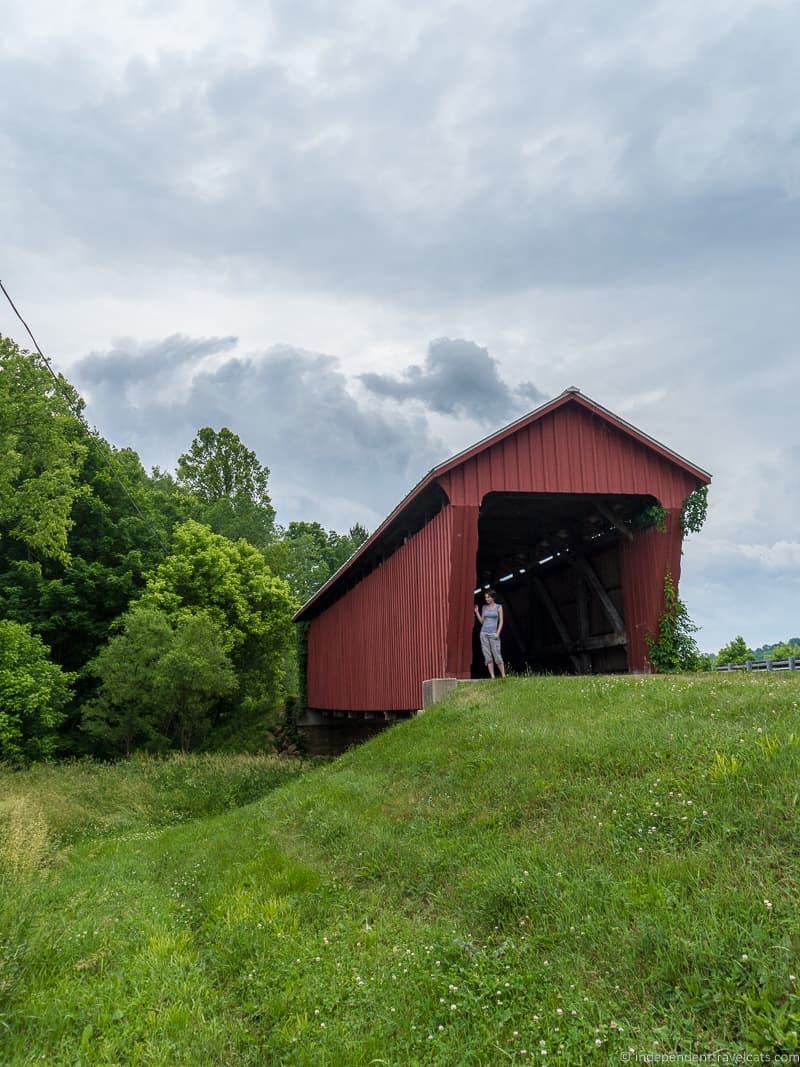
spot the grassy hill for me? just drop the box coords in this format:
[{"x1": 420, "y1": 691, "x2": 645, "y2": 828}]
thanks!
[{"x1": 2, "y1": 674, "x2": 800, "y2": 1064}]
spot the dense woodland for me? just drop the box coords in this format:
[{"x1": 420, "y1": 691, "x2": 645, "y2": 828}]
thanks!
[{"x1": 0, "y1": 336, "x2": 367, "y2": 763}]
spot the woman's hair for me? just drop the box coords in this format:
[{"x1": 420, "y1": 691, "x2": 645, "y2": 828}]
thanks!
[{"x1": 485, "y1": 588, "x2": 498, "y2": 600}]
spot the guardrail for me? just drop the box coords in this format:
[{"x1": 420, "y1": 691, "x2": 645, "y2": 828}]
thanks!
[{"x1": 714, "y1": 658, "x2": 799, "y2": 672}]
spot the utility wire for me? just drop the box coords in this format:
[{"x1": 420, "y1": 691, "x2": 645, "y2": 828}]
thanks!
[{"x1": 0, "y1": 277, "x2": 170, "y2": 553}]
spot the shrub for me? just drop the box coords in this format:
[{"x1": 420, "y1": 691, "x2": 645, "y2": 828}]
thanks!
[
  {"x1": 0, "y1": 620, "x2": 73, "y2": 763},
  {"x1": 83, "y1": 606, "x2": 237, "y2": 755}
]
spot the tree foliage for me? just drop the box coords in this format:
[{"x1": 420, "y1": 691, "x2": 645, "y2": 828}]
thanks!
[
  {"x1": 0, "y1": 620, "x2": 73, "y2": 764},
  {"x1": 157, "y1": 614, "x2": 238, "y2": 752},
  {"x1": 0, "y1": 432, "x2": 195, "y2": 752},
  {"x1": 82, "y1": 607, "x2": 174, "y2": 756},
  {"x1": 177, "y1": 427, "x2": 276, "y2": 548},
  {"x1": 716, "y1": 635, "x2": 754, "y2": 666},
  {"x1": 768, "y1": 642, "x2": 800, "y2": 661},
  {"x1": 0, "y1": 337, "x2": 86, "y2": 561},
  {"x1": 0, "y1": 337, "x2": 365, "y2": 761},
  {"x1": 645, "y1": 571, "x2": 701, "y2": 672},
  {"x1": 141, "y1": 520, "x2": 296, "y2": 708},
  {"x1": 84, "y1": 607, "x2": 236, "y2": 755},
  {"x1": 265, "y1": 521, "x2": 369, "y2": 603},
  {"x1": 680, "y1": 486, "x2": 709, "y2": 536},
  {"x1": 751, "y1": 637, "x2": 800, "y2": 662}
]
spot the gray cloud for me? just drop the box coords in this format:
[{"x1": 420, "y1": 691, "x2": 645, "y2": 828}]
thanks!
[
  {"x1": 79, "y1": 334, "x2": 238, "y2": 387},
  {"x1": 360, "y1": 338, "x2": 545, "y2": 425},
  {"x1": 4, "y1": 1, "x2": 800, "y2": 300},
  {"x1": 73, "y1": 335, "x2": 448, "y2": 529}
]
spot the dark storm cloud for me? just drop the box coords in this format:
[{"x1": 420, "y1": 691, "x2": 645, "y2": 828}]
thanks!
[
  {"x1": 73, "y1": 331, "x2": 550, "y2": 525},
  {"x1": 73, "y1": 335, "x2": 241, "y2": 472},
  {"x1": 360, "y1": 338, "x2": 546, "y2": 425}
]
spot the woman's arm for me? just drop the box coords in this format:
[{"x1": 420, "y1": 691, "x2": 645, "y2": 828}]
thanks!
[
  {"x1": 497, "y1": 605, "x2": 504, "y2": 637},
  {"x1": 474, "y1": 604, "x2": 483, "y2": 624}
]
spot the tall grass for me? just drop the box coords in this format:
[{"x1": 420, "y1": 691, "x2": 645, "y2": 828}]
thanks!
[
  {"x1": 0, "y1": 752, "x2": 311, "y2": 875},
  {"x1": 1, "y1": 674, "x2": 799, "y2": 1064}
]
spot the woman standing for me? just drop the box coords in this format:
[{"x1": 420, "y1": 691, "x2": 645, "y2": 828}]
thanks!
[{"x1": 474, "y1": 588, "x2": 506, "y2": 678}]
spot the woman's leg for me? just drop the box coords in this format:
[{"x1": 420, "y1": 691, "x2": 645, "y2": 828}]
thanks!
[
  {"x1": 493, "y1": 637, "x2": 506, "y2": 677},
  {"x1": 480, "y1": 632, "x2": 495, "y2": 677}
]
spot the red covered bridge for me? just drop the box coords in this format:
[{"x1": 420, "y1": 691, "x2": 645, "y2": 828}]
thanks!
[{"x1": 295, "y1": 388, "x2": 711, "y2": 715}]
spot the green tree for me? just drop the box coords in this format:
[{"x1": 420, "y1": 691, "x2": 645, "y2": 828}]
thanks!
[
  {"x1": 157, "y1": 615, "x2": 237, "y2": 751},
  {"x1": 266, "y1": 521, "x2": 370, "y2": 603},
  {"x1": 82, "y1": 607, "x2": 174, "y2": 756},
  {"x1": 0, "y1": 336, "x2": 86, "y2": 561},
  {"x1": 34, "y1": 439, "x2": 178, "y2": 671},
  {"x1": 0, "y1": 620, "x2": 73, "y2": 764},
  {"x1": 0, "y1": 411, "x2": 191, "y2": 679},
  {"x1": 329, "y1": 523, "x2": 370, "y2": 570},
  {"x1": 645, "y1": 571, "x2": 701, "y2": 672},
  {"x1": 84, "y1": 607, "x2": 236, "y2": 755},
  {"x1": 752, "y1": 638, "x2": 800, "y2": 661},
  {"x1": 268, "y1": 522, "x2": 332, "y2": 602},
  {"x1": 716, "y1": 635, "x2": 754, "y2": 666},
  {"x1": 770, "y1": 642, "x2": 800, "y2": 661},
  {"x1": 177, "y1": 427, "x2": 276, "y2": 548},
  {"x1": 0, "y1": 434, "x2": 194, "y2": 753},
  {"x1": 142, "y1": 520, "x2": 296, "y2": 709}
]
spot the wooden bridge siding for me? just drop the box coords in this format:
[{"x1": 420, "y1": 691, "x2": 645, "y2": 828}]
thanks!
[
  {"x1": 305, "y1": 505, "x2": 453, "y2": 712},
  {"x1": 618, "y1": 509, "x2": 684, "y2": 671},
  {"x1": 445, "y1": 505, "x2": 480, "y2": 678},
  {"x1": 436, "y1": 403, "x2": 699, "y2": 510}
]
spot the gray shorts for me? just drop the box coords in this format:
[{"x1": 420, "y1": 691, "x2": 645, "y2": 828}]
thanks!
[{"x1": 480, "y1": 631, "x2": 503, "y2": 665}]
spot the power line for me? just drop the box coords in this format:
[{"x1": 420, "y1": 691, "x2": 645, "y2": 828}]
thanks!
[{"x1": 0, "y1": 278, "x2": 170, "y2": 553}]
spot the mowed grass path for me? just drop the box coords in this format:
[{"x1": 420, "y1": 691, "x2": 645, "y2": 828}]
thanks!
[{"x1": 2, "y1": 675, "x2": 800, "y2": 1064}]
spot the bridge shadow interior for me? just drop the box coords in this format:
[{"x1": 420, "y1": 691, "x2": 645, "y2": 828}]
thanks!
[{"x1": 471, "y1": 491, "x2": 657, "y2": 677}]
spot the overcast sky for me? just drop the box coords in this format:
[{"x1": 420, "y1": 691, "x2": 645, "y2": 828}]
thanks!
[{"x1": 2, "y1": 0, "x2": 799, "y2": 651}]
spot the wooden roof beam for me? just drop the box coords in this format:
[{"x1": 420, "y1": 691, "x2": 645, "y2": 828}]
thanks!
[{"x1": 592, "y1": 497, "x2": 634, "y2": 542}]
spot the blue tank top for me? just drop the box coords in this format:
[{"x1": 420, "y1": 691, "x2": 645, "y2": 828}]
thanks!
[{"x1": 481, "y1": 604, "x2": 499, "y2": 634}]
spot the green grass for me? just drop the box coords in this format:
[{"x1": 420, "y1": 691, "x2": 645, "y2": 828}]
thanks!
[
  {"x1": 0, "y1": 752, "x2": 312, "y2": 867},
  {"x1": 2, "y1": 674, "x2": 800, "y2": 1064}
]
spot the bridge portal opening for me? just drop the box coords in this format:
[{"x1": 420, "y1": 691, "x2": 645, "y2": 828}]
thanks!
[{"x1": 471, "y1": 491, "x2": 658, "y2": 676}]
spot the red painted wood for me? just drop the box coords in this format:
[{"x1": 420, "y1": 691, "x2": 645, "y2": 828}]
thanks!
[
  {"x1": 619, "y1": 509, "x2": 684, "y2": 671},
  {"x1": 306, "y1": 506, "x2": 453, "y2": 711},
  {"x1": 437, "y1": 403, "x2": 699, "y2": 509},
  {"x1": 445, "y1": 506, "x2": 480, "y2": 678}
]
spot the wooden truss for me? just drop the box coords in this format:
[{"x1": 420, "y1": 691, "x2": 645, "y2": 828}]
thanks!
[{"x1": 530, "y1": 556, "x2": 627, "y2": 672}]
